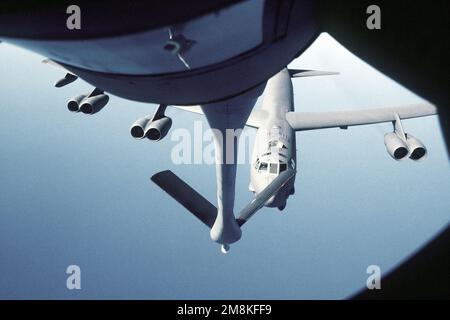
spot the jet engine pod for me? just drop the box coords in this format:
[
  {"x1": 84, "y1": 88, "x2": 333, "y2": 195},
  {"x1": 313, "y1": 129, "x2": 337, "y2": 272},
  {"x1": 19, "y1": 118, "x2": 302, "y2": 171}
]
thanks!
[
  {"x1": 130, "y1": 117, "x2": 151, "y2": 139},
  {"x1": 144, "y1": 116, "x2": 172, "y2": 141},
  {"x1": 79, "y1": 94, "x2": 109, "y2": 114},
  {"x1": 67, "y1": 94, "x2": 87, "y2": 112},
  {"x1": 384, "y1": 132, "x2": 409, "y2": 160},
  {"x1": 406, "y1": 134, "x2": 427, "y2": 161}
]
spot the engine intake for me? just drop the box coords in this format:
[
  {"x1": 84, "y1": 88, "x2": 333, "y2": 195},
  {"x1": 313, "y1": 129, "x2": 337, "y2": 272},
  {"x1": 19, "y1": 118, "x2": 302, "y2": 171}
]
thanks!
[
  {"x1": 67, "y1": 94, "x2": 87, "y2": 112},
  {"x1": 406, "y1": 134, "x2": 427, "y2": 161},
  {"x1": 130, "y1": 105, "x2": 171, "y2": 141},
  {"x1": 384, "y1": 132, "x2": 408, "y2": 160},
  {"x1": 130, "y1": 117, "x2": 151, "y2": 139},
  {"x1": 144, "y1": 116, "x2": 172, "y2": 141},
  {"x1": 80, "y1": 94, "x2": 109, "y2": 114}
]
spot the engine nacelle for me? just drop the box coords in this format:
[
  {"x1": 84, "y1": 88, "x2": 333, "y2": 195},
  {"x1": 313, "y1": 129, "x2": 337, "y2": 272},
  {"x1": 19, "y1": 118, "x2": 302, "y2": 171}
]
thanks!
[
  {"x1": 144, "y1": 116, "x2": 172, "y2": 141},
  {"x1": 67, "y1": 94, "x2": 87, "y2": 112},
  {"x1": 384, "y1": 132, "x2": 409, "y2": 160},
  {"x1": 79, "y1": 94, "x2": 109, "y2": 114},
  {"x1": 406, "y1": 134, "x2": 427, "y2": 161},
  {"x1": 130, "y1": 117, "x2": 151, "y2": 139}
]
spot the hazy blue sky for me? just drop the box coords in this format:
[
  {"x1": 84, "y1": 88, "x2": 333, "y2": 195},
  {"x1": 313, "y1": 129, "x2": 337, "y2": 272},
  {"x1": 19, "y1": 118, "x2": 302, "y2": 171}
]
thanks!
[{"x1": 0, "y1": 33, "x2": 448, "y2": 299}]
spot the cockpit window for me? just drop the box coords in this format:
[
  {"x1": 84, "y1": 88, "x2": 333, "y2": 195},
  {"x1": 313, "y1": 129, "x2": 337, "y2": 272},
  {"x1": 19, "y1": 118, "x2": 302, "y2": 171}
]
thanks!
[
  {"x1": 280, "y1": 163, "x2": 287, "y2": 172},
  {"x1": 259, "y1": 162, "x2": 268, "y2": 172},
  {"x1": 269, "y1": 163, "x2": 278, "y2": 174},
  {"x1": 254, "y1": 159, "x2": 260, "y2": 169}
]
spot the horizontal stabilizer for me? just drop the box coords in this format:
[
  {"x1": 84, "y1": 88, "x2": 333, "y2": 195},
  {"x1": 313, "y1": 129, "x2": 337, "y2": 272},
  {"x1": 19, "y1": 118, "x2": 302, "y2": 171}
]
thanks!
[
  {"x1": 237, "y1": 169, "x2": 296, "y2": 226},
  {"x1": 288, "y1": 69, "x2": 339, "y2": 78},
  {"x1": 150, "y1": 170, "x2": 217, "y2": 228}
]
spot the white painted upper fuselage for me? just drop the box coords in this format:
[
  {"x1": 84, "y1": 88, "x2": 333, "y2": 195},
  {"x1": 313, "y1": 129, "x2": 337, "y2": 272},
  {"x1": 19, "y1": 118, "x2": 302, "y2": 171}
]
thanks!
[{"x1": 250, "y1": 68, "x2": 296, "y2": 210}]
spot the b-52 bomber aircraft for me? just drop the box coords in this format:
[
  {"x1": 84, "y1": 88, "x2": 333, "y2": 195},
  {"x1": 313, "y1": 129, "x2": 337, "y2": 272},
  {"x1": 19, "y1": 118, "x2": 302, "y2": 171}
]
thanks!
[{"x1": 149, "y1": 67, "x2": 436, "y2": 253}]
